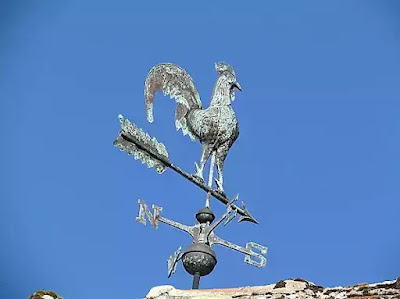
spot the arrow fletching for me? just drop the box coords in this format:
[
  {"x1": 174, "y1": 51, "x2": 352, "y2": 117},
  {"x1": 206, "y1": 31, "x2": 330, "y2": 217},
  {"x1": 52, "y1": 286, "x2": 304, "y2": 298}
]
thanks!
[{"x1": 113, "y1": 114, "x2": 169, "y2": 174}]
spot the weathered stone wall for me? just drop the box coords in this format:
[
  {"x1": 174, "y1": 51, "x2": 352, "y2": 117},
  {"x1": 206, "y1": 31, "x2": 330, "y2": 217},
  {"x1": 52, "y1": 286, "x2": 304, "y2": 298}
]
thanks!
[
  {"x1": 29, "y1": 290, "x2": 63, "y2": 299},
  {"x1": 143, "y1": 278, "x2": 400, "y2": 299}
]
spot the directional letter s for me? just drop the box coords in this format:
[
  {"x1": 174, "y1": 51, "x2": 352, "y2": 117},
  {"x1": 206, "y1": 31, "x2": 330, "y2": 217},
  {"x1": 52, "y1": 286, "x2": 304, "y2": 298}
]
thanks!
[{"x1": 244, "y1": 242, "x2": 267, "y2": 268}]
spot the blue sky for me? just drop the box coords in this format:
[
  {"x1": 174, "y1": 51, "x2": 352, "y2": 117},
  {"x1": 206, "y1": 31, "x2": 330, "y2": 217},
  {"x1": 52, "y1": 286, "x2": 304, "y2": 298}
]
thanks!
[{"x1": 1, "y1": 1, "x2": 400, "y2": 298}]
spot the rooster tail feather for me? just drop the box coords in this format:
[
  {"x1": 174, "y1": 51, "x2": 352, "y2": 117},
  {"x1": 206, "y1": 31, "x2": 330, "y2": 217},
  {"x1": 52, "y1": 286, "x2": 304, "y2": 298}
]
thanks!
[
  {"x1": 144, "y1": 63, "x2": 202, "y2": 137},
  {"x1": 145, "y1": 95, "x2": 155, "y2": 123}
]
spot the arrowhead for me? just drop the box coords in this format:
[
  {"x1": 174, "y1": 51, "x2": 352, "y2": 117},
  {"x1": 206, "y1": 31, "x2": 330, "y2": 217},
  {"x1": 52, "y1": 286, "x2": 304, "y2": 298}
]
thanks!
[{"x1": 238, "y1": 201, "x2": 259, "y2": 224}]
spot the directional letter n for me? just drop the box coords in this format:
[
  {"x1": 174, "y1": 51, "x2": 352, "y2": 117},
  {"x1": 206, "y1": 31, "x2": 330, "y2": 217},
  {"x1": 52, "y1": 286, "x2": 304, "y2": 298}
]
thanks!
[{"x1": 136, "y1": 199, "x2": 162, "y2": 229}]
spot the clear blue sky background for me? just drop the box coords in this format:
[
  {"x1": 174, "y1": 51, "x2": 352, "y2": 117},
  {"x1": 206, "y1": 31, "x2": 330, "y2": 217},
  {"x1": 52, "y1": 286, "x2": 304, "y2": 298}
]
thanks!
[{"x1": 1, "y1": 1, "x2": 399, "y2": 298}]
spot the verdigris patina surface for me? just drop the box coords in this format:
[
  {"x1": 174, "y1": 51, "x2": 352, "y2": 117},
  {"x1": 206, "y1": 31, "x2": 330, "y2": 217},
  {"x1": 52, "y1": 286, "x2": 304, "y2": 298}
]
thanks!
[{"x1": 114, "y1": 63, "x2": 267, "y2": 288}]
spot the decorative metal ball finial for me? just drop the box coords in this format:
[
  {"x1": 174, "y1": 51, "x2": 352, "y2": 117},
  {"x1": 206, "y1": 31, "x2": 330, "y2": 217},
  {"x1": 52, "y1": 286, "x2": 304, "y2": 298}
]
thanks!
[{"x1": 196, "y1": 207, "x2": 216, "y2": 224}]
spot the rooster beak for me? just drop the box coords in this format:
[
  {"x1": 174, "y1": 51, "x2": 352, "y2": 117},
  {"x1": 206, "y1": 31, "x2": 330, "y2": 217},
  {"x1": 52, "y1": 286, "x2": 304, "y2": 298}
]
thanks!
[{"x1": 234, "y1": 82, "x2": 242, "y2": 92}]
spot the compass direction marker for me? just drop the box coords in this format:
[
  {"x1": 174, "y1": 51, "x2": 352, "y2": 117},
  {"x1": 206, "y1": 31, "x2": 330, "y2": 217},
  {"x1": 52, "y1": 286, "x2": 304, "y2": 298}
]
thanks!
[
  {"x1": 135, "y1": 199, "x2": 267, "y2": 288},
  {"x1": 167, "y1": 247, "x2": 182, "y2": 278}
]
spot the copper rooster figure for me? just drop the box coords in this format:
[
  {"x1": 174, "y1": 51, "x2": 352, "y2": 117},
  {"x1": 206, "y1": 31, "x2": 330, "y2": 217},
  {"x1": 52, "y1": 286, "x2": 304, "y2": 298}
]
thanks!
[{"x1": 144, "y1": 62, "x2": 242, "y2": 194}]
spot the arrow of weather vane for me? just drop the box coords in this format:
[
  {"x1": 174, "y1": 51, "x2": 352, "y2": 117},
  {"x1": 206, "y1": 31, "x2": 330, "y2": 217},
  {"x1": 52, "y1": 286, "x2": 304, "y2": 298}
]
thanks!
[
  {"x1": 114, "y1": 114, "x2": 257, "y2": 224},
  {"x1": 113, "y1": 62, "x2": 268, "y2": 289}
]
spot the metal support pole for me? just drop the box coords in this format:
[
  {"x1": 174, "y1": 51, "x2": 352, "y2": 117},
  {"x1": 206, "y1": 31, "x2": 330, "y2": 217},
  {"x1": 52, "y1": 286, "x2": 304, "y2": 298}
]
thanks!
[{"x1": 192, "y1": 272, "x2": 201, "y2": 289}]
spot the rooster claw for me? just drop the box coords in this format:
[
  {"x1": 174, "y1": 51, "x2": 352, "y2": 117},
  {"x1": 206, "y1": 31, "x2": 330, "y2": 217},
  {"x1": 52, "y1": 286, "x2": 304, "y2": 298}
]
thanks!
[
  {"x1": 194, "y1": 162, "x2": 201, "y2": 173},
  {"x1": 192, "y1": 174, "x2": 205, "y2": 185},
  {"x1": 214, "y1": 179, "x2": 226, "y2": 197},
  {"x1": 214, "y1": 178, "x2": 223, "y2": 190},
  {"x1": 214, "y1": 188, "x2": 227, "y2": 198},
  {"x1": 193, "y1": 162, "x2": 206, "y2": 184}
]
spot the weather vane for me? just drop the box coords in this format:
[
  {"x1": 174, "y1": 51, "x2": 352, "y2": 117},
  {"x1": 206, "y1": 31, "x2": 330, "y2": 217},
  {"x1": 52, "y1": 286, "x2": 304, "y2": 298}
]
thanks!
[{"x1": 113, "y1": 62, "x2": 268, "y2": 289}]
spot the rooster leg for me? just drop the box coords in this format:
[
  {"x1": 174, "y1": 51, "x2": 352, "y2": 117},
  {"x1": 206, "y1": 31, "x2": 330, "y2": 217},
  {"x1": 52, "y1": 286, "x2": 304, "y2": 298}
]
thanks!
[
  {"x1": 205, "y1": 151, "x2": 216, "y2": 208},
  {"x1": 215, "y1": 160, "x2": 224, "y2": 193},
  {"x1": 194, "y1": 143, "x2": 212, "y2": 184},
  {"x1": 215, "y1": 142, "x2": 230, "y2": 194}
]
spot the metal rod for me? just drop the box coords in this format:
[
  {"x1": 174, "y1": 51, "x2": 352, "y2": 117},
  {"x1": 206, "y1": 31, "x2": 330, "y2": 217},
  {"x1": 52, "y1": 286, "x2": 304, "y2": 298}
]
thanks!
[
  {"x1": 192, "y1": 272, "x2": 200, "y2": 289},
  {"x1": 205, "y1": 152, "x2": 216, "y2": 208},
  {"x1": 120, "y1": 132, "x2": 258, "y2": 224}
]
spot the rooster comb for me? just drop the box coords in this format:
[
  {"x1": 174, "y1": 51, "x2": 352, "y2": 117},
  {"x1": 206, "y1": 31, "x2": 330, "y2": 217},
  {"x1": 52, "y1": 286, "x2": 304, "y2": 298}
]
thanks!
[{"x1": 215, "y1": 62, "x2": 236, "y2": 77}]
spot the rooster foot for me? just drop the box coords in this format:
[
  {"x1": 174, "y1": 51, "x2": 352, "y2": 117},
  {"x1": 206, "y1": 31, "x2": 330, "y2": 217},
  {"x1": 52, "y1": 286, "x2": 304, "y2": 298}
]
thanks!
[
  {"x1": 192, "y1": 175, "x2": 205, "y2": 185},
  {"x1": 214, "y1": 188, "x2": 227, "y2": 198},
  {"x1": 193, "y1": 163, "x2": 206, "y2": 185},
  {"x1": 192, "y1": 172, "x2": 205, "y2": 186},
  {"x1": 214, "y1": 179, "x2": 227, "y2": 198}
]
